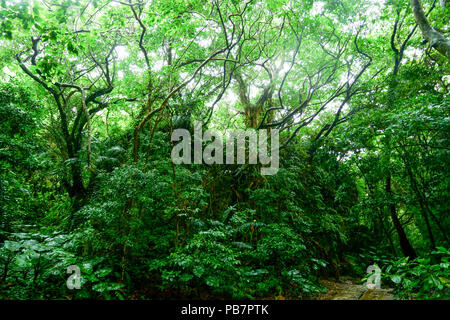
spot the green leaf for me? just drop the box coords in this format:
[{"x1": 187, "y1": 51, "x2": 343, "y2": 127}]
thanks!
[
  {"x1": 205, "y1": 276, "x2": 220, "y2": 287},
  {"x1": 193, "y1": 265, "x2": 204, "y2": 278},
  {"x1": 92, "y1": 282, "x2": 124, "y2": 293},
  {"x1": 391, "y1": 275, "x2": 402, "y2": 284},
  {"x1": 179, "y1": 273, "x2": 193, "y2": 282},
  {"x1": 95, "y1": 267, "x2": 113, "y2": 278}
]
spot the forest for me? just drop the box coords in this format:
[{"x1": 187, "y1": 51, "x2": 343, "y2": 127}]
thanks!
[{"x1": 0, "y1": 0, "x2": 449, "y2": 301}]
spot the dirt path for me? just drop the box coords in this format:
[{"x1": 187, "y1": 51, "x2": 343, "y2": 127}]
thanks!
[{"x1": 319, "y1": 278, "x2": 395, "y2": 300}]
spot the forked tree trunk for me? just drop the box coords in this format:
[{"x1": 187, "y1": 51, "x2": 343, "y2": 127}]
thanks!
[{"x1": 410, "y1": 0, "x2": 450, "y2": 59}]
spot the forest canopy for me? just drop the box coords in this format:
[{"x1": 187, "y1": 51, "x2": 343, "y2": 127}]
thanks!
[{"x1": 0, "y1": 0, "x2": 449, "y2": 300}]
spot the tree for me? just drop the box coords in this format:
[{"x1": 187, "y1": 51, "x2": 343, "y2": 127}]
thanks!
[{"x1": 411, "y1": 0, "x2": 450, "y2": 59}]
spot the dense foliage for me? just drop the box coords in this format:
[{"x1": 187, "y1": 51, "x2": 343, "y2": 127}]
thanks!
[{"x1": 0, "y1": 0, "x2": 448, "y2": 300}]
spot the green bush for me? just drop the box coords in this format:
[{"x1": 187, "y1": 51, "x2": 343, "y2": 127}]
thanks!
[{"x1": 384, "y1": 247, "x2": 450, "y2": 300}]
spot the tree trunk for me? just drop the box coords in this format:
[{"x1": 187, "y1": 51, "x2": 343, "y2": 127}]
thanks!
[
  {"x1": 404, "y1": 163, "x2": 436, "y2": 249},
  {"x1": 378, "y1": 208, "x2": 397, "y2": 256},
  {"x1": 234, "y1": 69, "x2": 273, "y2": 128},
  {"x1": 385, "y1": 174, "x2": 417, "y2": 259},
  {"x1": 410, "y1": 0, "x2": 450, "y2": 59}
]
